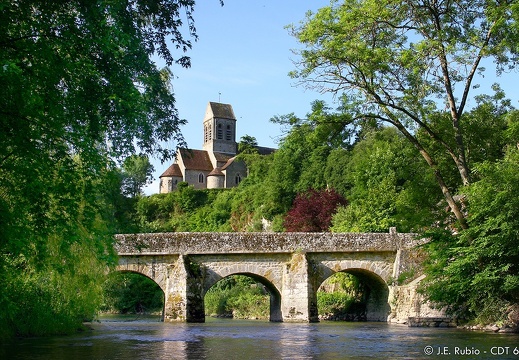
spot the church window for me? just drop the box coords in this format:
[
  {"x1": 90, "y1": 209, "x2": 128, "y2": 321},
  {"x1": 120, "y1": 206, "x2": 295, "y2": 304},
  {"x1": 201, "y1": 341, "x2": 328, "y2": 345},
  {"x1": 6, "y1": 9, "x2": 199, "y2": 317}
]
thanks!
[
  {"x1": 217, "y1": 123, "x2": 223, "y2": 139},
  {"x1": 235, "y1": 173, "x2": 241, "y2": 185},
  {"x1": 198, "y1": 173, "x2": 204, "y2": 183},
  {"x1": 226, "y1": 124, "x2": 232, "y2": 140}
]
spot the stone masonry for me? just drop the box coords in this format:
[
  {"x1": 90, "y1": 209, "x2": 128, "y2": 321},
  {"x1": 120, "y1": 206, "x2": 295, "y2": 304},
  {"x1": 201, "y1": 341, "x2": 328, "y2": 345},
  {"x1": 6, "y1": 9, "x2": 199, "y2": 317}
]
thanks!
[{"x1": 114, "y1": 229, "x2": 445, "y2": 324}]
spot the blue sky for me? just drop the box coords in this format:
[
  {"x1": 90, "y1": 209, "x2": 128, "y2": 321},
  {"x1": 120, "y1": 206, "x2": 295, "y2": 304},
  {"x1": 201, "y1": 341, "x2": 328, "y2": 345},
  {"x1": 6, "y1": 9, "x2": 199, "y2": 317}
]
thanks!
[
  {"x1": 144, "y1": 1, "x2": 518, "y2": 195},
  {"x1": 144, "y1": 0, "x2": 333, "y2": 194}
]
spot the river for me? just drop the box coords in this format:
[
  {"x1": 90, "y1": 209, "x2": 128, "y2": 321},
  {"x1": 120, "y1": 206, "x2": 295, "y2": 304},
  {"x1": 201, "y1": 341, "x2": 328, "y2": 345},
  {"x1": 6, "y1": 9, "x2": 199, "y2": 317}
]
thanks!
[{"x1": 2, "y1": 316, "x2": 518, "y2": 359}]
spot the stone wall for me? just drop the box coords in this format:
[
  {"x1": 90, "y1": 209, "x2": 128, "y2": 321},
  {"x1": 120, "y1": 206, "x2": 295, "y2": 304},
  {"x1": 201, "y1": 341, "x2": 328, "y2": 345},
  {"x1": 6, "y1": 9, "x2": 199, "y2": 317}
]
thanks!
[
  {"x1": 184, "y1": 169, "x2": 208, "y2": 190},
  {"x1": 387, "y1": 276, "x2": 448, "y2": 325},
  {"x1": 114, "y1": 231, "x2": 426, "y2": 255},
  {"x1": 116, "y1": 254, "x2": 178, "y2": 293}
]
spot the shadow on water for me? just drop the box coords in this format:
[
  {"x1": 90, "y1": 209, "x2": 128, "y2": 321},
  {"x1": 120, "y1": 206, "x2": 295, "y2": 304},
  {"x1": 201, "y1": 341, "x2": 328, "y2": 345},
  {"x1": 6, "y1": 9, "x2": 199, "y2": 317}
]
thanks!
[{"x1": 2, "y1": 316, "x2": 519, "y2": 360}]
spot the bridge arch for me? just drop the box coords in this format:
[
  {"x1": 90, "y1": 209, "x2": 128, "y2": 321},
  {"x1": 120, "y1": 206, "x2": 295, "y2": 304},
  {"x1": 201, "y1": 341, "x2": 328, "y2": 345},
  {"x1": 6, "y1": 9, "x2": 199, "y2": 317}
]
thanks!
[
  {"x1": 312, "y1": 259, "x2": 392, "y2": 322},
  {"x1": 203, "y1": 271, "x2": 282, "y2": 322},
  {"x1": 107, "y1": 269, "x2": 166, "y2": 317},
  {"x1": 115, "y1": 261, "x2": 168, "y2": 293}
]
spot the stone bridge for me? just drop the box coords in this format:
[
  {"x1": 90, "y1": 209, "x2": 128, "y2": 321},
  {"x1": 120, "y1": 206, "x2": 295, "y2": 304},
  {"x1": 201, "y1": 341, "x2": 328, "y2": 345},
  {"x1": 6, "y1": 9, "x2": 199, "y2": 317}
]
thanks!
[{"x1": 114, "y1": 229, "x2": 445, "y2": 324}]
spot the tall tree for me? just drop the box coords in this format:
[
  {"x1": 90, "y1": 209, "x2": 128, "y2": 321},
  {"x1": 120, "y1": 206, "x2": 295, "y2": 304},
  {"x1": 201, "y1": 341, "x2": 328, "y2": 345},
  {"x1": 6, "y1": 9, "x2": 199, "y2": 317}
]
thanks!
[
  {"x1": 331, "y1": 127, "x2": 442, "y2": 233},
  {"x1": 423, "y1": 146, "x2": 519, "y2": 323},
  {"x1": 0, "y1": 0, "x2": 215, "y2": 338},
  {"x1": 238, "y1": 135, "x2": 259, "y2": 154},
  {"x1": 288, "y1": 0, "x2": 518, "y2": 228},
  {"x1": 121, "y1": 155, "x2": 155, "y2": 197}
]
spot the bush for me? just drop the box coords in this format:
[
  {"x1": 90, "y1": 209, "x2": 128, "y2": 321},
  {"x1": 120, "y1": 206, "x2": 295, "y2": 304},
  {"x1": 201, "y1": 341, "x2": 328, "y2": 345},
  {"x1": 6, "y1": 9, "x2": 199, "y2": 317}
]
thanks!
[
  {"x1": 204, "y1": 275, "x2": 269, "y2": 319},
  {"x1": 317, "y1": 292, "x2": 355, "y2": 316},
  {"x1": 102, "y1": 272, "x2": 164, "y2": 314},
  {"x1": 284, "y1": 188, "x2": 347, "y2": 232}
]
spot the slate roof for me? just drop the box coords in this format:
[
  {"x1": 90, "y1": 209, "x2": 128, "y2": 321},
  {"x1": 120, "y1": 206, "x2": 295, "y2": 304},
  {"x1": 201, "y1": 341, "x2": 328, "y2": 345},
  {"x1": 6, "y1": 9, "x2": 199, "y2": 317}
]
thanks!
[
  {"x1": 209, "y1": 102, "x2": 236, "y2": 120},
  {"x1": 178, "y1": 148, "x2": 213, "y2": 171},
  {"x1": 159, "y1": 163, "x2": 182, "y2": 178}
]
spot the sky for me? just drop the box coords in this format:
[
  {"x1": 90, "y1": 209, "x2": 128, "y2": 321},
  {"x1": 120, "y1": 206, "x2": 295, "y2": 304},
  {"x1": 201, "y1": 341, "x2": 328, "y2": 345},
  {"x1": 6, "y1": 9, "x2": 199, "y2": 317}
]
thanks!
[
  {"x1": 143, "y1": 1, "x2": 518, "y2": 195},
  {"x1": 143, "y1": 0, "x2": 333, "y2": 194}
]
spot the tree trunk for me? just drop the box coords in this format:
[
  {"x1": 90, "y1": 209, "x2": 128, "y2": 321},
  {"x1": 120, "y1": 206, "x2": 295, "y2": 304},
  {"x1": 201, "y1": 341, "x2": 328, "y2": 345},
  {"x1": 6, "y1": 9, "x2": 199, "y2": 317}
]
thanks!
[{"x1": 391, "y1": 120, "x2": 469, "y2": 229}]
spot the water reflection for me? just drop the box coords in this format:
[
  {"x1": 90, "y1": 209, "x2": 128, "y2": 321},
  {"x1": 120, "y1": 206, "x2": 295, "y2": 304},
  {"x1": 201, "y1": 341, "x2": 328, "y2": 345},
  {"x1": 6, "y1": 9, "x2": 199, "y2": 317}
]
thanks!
[
  {"x1": 276, "y1": 323, "x2": 318, "y2": 359},
  {"x1": 2, "y1": 317, "x2": 519, "y2": 360}
]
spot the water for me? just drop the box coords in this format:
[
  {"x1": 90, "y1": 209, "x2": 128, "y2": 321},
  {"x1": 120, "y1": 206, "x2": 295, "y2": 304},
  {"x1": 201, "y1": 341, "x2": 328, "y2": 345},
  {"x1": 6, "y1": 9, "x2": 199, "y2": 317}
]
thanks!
[{"x1": 2, "y1": 316, "x2": 518, "y2": 360}]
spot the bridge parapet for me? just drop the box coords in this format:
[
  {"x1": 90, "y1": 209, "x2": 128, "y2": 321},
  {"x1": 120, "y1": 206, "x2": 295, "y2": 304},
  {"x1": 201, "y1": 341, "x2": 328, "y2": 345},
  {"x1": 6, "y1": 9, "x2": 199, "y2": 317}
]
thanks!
[{"x1": 114, "y1": 230, "x2": 426, "y2": 255}]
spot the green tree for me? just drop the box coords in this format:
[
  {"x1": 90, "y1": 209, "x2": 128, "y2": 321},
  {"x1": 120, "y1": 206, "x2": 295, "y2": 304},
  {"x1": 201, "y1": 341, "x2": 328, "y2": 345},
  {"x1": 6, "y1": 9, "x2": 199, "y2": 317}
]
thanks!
[
  {"x1": 0, "y1": 0, "x2": 214, "y2": 338},
  {"x1": 288, "y1": 0, "x2": 518, "y2": 228},
  {"x1": 229, "y1": 153, "x2": 274, "y2": 231},
  {"x1": 238, "y1": 135, "x2": 259, "y2": 154},
  {"x1": 121, "y1": 155, "x2": 155, "y2": 197},
  {"x1": 261, "y1": 101, "x2": 352, "y2": 218},
  {"x1": 331, "y1": 127, "x2": 441, "y2": 232},
  {"x1": 423, "y1": 147, "x2": 519, "y2": 324},
  {"x1": 103, "y1": 272, "x2": 164, "y2": 314}
]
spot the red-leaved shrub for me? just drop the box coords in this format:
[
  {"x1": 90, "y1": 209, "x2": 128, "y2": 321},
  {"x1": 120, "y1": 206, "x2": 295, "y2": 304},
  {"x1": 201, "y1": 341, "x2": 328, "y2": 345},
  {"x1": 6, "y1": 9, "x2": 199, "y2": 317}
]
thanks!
[{"x1": 284, "y1": 188, "x2": 348, "y2": 232}]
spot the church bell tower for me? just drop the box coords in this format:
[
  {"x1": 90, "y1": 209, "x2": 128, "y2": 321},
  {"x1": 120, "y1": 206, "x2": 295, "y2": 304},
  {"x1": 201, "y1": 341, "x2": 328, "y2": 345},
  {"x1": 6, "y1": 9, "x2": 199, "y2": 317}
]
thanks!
[{"x1": 202, "y1": 102, "x2": 237, "y2": 155}]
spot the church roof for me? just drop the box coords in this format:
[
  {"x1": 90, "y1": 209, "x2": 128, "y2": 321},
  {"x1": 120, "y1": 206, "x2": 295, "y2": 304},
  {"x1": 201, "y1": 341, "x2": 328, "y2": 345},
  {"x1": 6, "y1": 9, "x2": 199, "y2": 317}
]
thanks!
[
  {"x1": 209, "y1": 102, "x2": 236, "y2": 120},
  {"x1": 213, "y1": 152, "x2": 234, "y2": 163},
  {"x1": 159, "y1": 163, "x2": 182, "y2": 178},
  {"x1": 221, "y1": 156, "x2": 237, "y2": 170},
  {"x1": 208, "y1": 167, "x2": 224, "y2": 176},
  {"x1": 255, "y1": 146, "x2": 276, "y2": 155},
  {"x1": 178, "y1": 148, "x2": 213, "y2": 171}
]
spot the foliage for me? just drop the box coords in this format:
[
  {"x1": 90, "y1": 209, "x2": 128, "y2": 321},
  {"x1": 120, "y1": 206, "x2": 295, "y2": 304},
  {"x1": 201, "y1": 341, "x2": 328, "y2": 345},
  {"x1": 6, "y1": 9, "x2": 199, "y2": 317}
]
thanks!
[
  {"x1": 414, "y1": 87, "x2": 514, "y2": 191},
  {"x1": 284, "y1": 188, "x2": 347, "y2": 232},
  {"x1": 238, "y1": 135, "x2": 259, "y2": 154},
  {"x1": 102, "y1": 272, "x2": 164, "y2": 314},
  {"x1": 204, "y1": 275, "x2": 270, "y2": 319},
  {"x1": 288, "y1": 0, "x2": 519, "y2": 228},
  {"x1": 0, "y1": 155, "x2": 117, "y2": 338},
  {"x1": 317, "y1": 292, "x2": 355, "y2": 317},
  {"x1": 121, "y1": 155, "x2": 155, "y2": 198},
  {"x1": 132, "y1": 121, "x2": 445, "y2": 234},
  {"x1": 0, "y1": 222, "x2": 109, "y2": 338},
  {"x1": 317, "y1": 272, "x2": 367, "y2": 319},
  {"x1": 134, "y1": 187, "x2": 232, "y2": 232},
  {"x1": 331, "y1": 127, "x2": 443, "y2": 232},
  {"x1": 0, "y1": 0, "x2": 208, "y2": 338},
  {"x1": 422, "y1": 148, "x2": 519, "y2": 324}
]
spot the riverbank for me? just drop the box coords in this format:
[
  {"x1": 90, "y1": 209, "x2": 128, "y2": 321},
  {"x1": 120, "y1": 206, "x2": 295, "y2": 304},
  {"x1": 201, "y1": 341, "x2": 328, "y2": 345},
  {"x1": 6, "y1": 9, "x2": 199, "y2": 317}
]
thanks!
[{"x1": 460, "y1": 323, "x2": 519, "y2": 333}]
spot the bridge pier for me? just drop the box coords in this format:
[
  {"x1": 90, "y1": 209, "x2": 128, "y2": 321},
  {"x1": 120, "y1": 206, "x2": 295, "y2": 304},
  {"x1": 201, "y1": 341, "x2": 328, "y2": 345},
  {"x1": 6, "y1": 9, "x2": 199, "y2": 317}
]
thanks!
[
  {"x1": 281, "y1": 252, "x2": 319, "y2": 322},
  {"x1": 164, "y1": 255, "x2": 205, "y2": 322}
]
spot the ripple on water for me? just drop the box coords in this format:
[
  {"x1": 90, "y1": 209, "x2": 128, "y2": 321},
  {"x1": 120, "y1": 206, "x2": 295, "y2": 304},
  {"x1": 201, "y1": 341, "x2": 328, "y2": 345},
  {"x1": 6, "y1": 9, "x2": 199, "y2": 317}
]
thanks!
[{"x1": 2, "y1": 319, "x2": 519, "y2": 360}]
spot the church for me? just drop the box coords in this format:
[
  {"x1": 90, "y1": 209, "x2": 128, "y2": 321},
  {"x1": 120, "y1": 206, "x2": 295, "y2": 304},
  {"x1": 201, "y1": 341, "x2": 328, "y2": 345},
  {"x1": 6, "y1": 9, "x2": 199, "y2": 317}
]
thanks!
[{"x1": 159, "y1": 102, "x2": 274, "y2": 193}]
